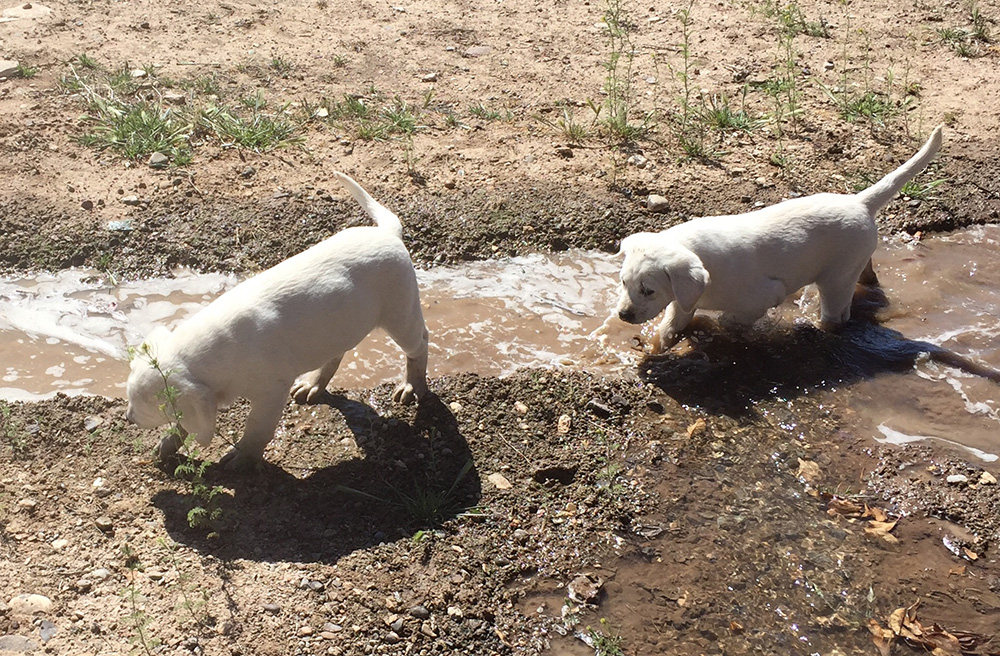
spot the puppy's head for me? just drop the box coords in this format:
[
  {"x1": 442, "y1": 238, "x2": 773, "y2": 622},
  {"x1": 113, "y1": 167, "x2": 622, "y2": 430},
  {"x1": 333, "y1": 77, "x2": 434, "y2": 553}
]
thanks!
[
  {"x1": 125, "y1": 326, "x2": 175, "y2": 428},
  {"x1": 616, "y1": 233, "x2": 709, "y2": 324}
]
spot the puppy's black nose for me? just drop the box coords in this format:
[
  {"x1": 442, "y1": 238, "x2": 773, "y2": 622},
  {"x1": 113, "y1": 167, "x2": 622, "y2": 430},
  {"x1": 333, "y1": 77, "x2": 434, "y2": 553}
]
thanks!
[{"x1": 618, "y1": 309, "x2": 634, "y2": 323}]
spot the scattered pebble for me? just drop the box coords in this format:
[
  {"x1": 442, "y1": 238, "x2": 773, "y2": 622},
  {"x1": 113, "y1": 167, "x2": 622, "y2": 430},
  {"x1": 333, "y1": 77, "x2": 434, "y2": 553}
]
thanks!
[
  {"x1": 647, "y1": 194, "x2": 669, "y2": 213},
  {"x1": 627, "y1": 153, "x2": 648, "y2": 168},
  {"x1": 408, "y1": 605, "x2": 430, "y2": 620},
  {"x1": 567, "y1": 573, "x2": 604, "y2": 605},
  {"x1": 487, "y1": 472, "x2": 512, "y2": 490},
  {"x1": 163, "y1": 91, "x2": 186, "y2": 105},
  {"x1": 39, "y1": 620, "x2": 57, "y2": 643},
  {"x1": 420, "y1": 72, "x2": 438, "y2": 82},
  {"x1": 385, "y1": 631, "x2": 401, "y2": 644},
  {"x1": 463, "y1": 45, "x2": 492, "y2": 57},
  {"x1": 17, "y1": 498, "x2": 37, "y2": 513},
  {"x1": 106, "y1": 219, "x2": 133, "y2": 231},
  {"x1": 262, "y1": 603, "x2": 281, "y2": 613},
  {"x1": 0, "y1": 60, "x2": 20, "y2": 79},
  {"x1": 95, "y1": 516, "x2": 114, "y2": 533},
  {"x1": 81, "y1": 199, "x2": 94, "y2": 210},
  {"x1": 148, "y1": 151, "x2": 169, "y2": 169},
  {"x1": 557, "y1": 414, "x2": 571, "y2": 434},
  {"x1": 946, "y1": 474, "x2": 969, "y2": 485},
  {"x1": 980, "y1": 471, "x2": 997, "y2": 485},
  {"x1": 50, "y1": 538, "x2": 68, "y2": 550},
  {"x1": 120, "y1": 195, "x2": 141, "y2": 206},
  {"x1": 585, "y1": 399, "x2": 611, "y2": 419},
  {"x1": 514, "y1": 401, "x2": 528, "y2": 414}
]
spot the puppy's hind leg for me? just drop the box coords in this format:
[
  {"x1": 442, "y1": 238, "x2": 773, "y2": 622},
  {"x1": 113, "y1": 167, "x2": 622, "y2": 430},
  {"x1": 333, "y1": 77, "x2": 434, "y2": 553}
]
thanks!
[
  {"x1": 384, "y1": 302, "x2": 429, "y2": 404},
  {"x1": 290, "y1": 356, "x2": 344, "y2": 404},
  {"x1": 219, "y1": 387, "x2": 288, "y2": 470}
]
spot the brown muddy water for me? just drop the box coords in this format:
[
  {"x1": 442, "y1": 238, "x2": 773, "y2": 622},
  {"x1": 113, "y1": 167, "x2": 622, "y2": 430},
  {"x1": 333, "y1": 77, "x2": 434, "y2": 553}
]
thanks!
[{"x1": 1, "y1": 227, "x2": 997, "y2": 463}]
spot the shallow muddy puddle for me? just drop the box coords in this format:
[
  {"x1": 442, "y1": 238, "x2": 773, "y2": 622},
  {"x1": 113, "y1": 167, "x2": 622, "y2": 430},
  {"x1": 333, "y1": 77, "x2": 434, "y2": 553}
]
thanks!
[{"x1": 1, "y1": 226, "x2": 998, "y2": 462}]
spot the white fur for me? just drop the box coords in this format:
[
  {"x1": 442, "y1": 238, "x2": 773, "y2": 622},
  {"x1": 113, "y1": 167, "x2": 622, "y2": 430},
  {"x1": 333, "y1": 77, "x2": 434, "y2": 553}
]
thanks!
[
  {"x1": 126, "y1": 171, "x2": 429, "y2": 468},
  {"x1": 616, "y1": 126, "x2": 944, "y2": 350}
]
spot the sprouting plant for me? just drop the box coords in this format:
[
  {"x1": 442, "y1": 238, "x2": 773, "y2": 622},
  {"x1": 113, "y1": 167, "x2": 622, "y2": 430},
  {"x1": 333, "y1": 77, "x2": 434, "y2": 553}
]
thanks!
[
  {"x1": 121, "y1": 544, "x2": 160, "y2": 655},
  {"x1": 1, "y1": 401, "x2": 29, "y2": 458},
  {"x1": 269, "y1": 55, "x2": 294, "y2": 76},
  {"x1": 469, "y1": 102, "x2": 502, "y2": 120},
  {"x1": 535, "y1": 107, "x2": 590, "y2": 144},
  {"x1": 600, "y1": 0, "x2": 651, "y2": 142},
  {"x1": 586, "y1": 618, "x2": 625, "y2": 656},
  {"x1": 159, "y1": 539, "x2": 214, "y2": 628},
  {"x1": 15, "y1": 62, "x2": 38, "y2": 78},
  {"x1": 900, "y1": 176, "x2": 946, "y2": 200}
]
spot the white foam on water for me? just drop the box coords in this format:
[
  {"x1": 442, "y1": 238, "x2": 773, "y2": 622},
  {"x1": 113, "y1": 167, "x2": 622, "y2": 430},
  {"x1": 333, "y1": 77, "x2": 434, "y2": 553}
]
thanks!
[{"x1": 875, "y1": 423, "x2": 998, "y2": 463}]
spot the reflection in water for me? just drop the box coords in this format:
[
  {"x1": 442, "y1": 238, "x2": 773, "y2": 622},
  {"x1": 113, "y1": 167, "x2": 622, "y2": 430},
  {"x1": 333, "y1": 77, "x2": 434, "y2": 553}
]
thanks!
[{"x1": 0, "y1": 227, "x2": 997, "y2": 458}]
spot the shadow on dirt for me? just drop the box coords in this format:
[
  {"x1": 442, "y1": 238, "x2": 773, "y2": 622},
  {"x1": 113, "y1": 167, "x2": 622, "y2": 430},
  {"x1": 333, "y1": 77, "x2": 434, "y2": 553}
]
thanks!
[
  {"x1": 151, "y1": 393, "x2": 482, "y2": 564},
  {"x1": 640, "y1": 286, "x2": 1000, "y2": 416}
]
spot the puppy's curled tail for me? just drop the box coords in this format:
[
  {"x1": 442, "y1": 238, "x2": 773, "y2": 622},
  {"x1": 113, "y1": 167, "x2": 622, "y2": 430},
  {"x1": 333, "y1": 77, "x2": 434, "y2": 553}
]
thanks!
[
  {"x1": 333, "y1": 171, "x2": 403, "y2": 239},
  {"x1": 856, "y1": 125, "x2": 943, "y2": 215}
]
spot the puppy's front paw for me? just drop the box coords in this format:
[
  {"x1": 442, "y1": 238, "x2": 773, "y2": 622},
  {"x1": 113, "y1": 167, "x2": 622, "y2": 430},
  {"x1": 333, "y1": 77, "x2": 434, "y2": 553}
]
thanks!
[
  {"x1": 392, "y1": 380, "x2": 427, "y2": 404},
  {"x1": 290, "y1": 378, "x2": 329, "y2": 405},
  {"x1": 218, "y1": 447, "x2": 264, "y2": 472},
  {"x1": 157, "y1": 432, "x2": 185, "y2": 462}
]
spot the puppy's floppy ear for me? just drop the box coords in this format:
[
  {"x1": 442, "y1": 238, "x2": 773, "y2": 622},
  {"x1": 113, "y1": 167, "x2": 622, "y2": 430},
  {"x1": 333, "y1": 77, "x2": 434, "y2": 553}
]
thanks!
[
  {"x1": 617, "y1": 233, "x2": 651, "y2": 256},
  {"x1": 664, "y1": 249, "x2": 709, "y2": 313}
]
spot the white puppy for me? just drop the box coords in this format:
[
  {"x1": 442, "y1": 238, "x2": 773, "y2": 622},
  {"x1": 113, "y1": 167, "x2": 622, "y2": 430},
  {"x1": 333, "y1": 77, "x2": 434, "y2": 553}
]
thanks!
[
  {"x1": 616, "y1": 126, "x2": 943, "y2": 351},
  {"x1": 126, "y1": 172, "x2": 429, "y2": 468}
]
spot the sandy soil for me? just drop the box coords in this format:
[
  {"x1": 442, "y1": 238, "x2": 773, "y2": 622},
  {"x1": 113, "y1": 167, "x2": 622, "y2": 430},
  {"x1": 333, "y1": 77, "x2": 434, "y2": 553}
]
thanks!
[{"x1": 1, "y1": 0, "x2": 1000, "y2": 654}]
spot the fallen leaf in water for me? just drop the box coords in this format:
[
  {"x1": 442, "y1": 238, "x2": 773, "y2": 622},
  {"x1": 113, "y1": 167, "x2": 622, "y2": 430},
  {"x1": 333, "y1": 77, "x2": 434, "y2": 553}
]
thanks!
[
  {"x1": 878, "y1": 601, "x2": 966, "y2": 656},
  {"x1": 826, "y1": 496, "x2": 865, "y2": 517},
  {"x1": 864, "y1": 519, "x2": 899, "y2": 543},
  {"x1": 796, "y1": 458, "x2": 822, "y2": 485},
  {"x1": 948, "y1": 565, "x2": 966, "y2": 576},
  {"x1": 686, "y1": 418, "x2": 706, "y2": 438},
  {"x1": 865, "y1": 504, "x2": 888, "y2": 522},
  {"x1": 962, "y1": 547, "x2": 979, "y2": 561},
  {"x1": 868, "y1": 618, "x2": 894, "y2": 656}
]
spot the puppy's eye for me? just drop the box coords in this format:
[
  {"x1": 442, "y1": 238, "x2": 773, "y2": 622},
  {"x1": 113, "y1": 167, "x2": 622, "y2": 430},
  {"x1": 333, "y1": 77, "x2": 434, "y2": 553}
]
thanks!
[{"x1": 639, "y1": 285, "x2": 655, "y2": 297}]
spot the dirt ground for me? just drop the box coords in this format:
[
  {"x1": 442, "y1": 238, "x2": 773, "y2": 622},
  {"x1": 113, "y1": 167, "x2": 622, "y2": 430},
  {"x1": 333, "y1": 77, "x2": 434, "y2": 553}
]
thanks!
[{"x1": 2, "y1": 0, "x2": 1000, "y2": 654}]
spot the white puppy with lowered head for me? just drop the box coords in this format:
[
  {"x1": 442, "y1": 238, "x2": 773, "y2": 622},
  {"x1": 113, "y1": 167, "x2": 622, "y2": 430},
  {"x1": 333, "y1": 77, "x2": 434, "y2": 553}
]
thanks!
[
  {"x1": 126, "y1": 171, "x2": 429, "y2": 469},
  {"x1": 616, "y1": 126, "x2": 943, "y2": 351}
]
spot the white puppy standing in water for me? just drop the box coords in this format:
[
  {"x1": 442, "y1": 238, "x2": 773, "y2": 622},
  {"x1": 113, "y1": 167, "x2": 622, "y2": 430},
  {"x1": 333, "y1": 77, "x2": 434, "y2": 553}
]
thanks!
[
  {"x1": 616, "y1": 126, "x2": 944, "y2": 351},
  {"x1": 126, "y1": 172, "x2": 429, "y2": 469}
]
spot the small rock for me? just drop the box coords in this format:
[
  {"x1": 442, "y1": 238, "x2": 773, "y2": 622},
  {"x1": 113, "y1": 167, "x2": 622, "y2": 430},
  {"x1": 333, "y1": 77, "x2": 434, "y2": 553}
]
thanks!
[
  {"x1": 95, "y1": 516, "x2": 114, "y2": 533},
  {"x1": 487, "y1": 473, "x2": 512, "y2": 490},
  {"x1": 120, "y1": 195, "x2": 141, "y2": 206},
  {"x1": 420, "y1": 72, "x2": 438, "y2": 82},
  {"x1": 262, "y1": 603, "x2": 281, "y2": 614},
  {"x1": 240, "y1": 166, "x2": 256, "y2": 179},
  {"x1": 148, "y1": 151, "x2": 169, "y2": 169},
  {"x1": 0, "y1": 60, "x2": 19, "y2": 79},
  {"x1": 647, "y1": 194, "x2": 670, "y2": 213},
  {"x1": 463, "y1": 45, "x2": 492, "y2": 57},
  {"x1": 39, "y1": 620, "x2": 57, "y2": 643},
  {"x1": 163, "y1": 91, "x2": 186, "y2": 106},
  {"x1": 556, "y1": 146, "x2": 574, "y2": 158},
  {"x1": 585, "y1": 399, "x2": 612, "y2": 419},
  {"x1": 946, "y1": 474, "x2": 969, "y2": 485},
  {"x1": 297, "y1": 626, "x2": 314, "y2": 637},
  {"x1": 448, "y1": 401, "x2": 463, "y2": 414},
  {"x1": 0, "y1": 635, "x2": 38, "y2": 653},
  {"x1": 50, "y1": 538, "x2": 68, "y2": 550},
  {"x1": 824, "y1": 60, "x2": 835, "y2": 70},
  {"x1": 106, "y1": 219, "x2": 133, "y2": 232},
  {"x1": 567, "y1": 573, "x2": 604, "y2": 605},
  {"x1": 89, "y1": 568, "x2": 112, "y2": 581},
  {"x1": 389, "y1": 618, "x2": 404, "y2": 633},
  {"x1": 557, "y1": 414, "x2": 572, "y2": 435},
  {"x1": 980, "y1": 471, "x2": 997, "y2": 485},
  {"x1": 322, "y1": 623, "x2": 343, "y2": 633},
  {"x1": 84, "y1": 416, "x2": 103, "y2": 431},
  {"x1": 512, "y1": 528, "x2": 530, "y2": 543},
  {"x1": 384, "y1": 631, "x2": 401, "y2": 644},
  {"x1": 408, "y1": 605, "x2": 431, "y2": 620},
  {"x1": 17, "y1": 498, "x2": 37, "y2": 513},
  {"x1": 627, "y1": 153, "x2": 647, "y2": 168},
  {"x1": 796, "y1": 458, "x2": 822, "y2": 485},
  {"x1": 129, "y1": 68, "x2": 147, "y2": 79},
  {"x1": 420, "y1": 621, "x2": 437, "y2": 638},
  {"x1": 514, "y1": 401, "x2": 529, "y2": 414},
  {"x1": 74, "y1": 579, "x2": 92, "y2": 593},
  {"x1": 8, "y1": 593, "x2": 53, "y2": 615},
  {"x1": 81, "y1": 199, "x2": 94, "y2": 211}
]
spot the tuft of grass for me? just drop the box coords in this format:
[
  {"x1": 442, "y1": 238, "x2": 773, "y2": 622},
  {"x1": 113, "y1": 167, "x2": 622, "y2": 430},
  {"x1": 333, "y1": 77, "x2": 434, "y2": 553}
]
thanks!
[
  {"x1": 269, "y1": 55, "x2": 294, "y2": 76},
  {"x1": 901, "y1": 177, "x2": 946, "y2": 200},
  {"x1": 74, "y1": 53, "x2": 100, "y2": 69},
  {"x1": 469, "y1": 102, "x2": 503, "y2": 121},
  {"x1": 599, "y1": 0, "x2": 652, "y2": 143},
  {"x1": 197, "y1": 102, "x2": 304, "y2": 151},
  {"x1": 79, "y1": 97, "x2": 192, "y2": 161},
  {"x1": 535, "y1": 107, "x2": 590, "y2": 144},
  {"x1": 699, "y1": 90, "x2": 766, "y2": 133},
  {"x1": 937, "y1": 1, "x2": 993, "y2": 57}
]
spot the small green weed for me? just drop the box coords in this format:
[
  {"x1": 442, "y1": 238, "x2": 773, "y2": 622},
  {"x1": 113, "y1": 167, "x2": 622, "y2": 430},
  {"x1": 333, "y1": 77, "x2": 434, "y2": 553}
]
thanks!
[
  {"x1": 121, "y1": 544, "x2": 160, "y2": 656},
  {"x1": 15, "y1": 62, "x2": 38, "y2": 78},
  {"x1": 587, "y1": 618, "x2": 625, "y2": 656},
  {"x1": 270, "y1": 55, "x2": 295, "y2": 76},
  {"x1": 469, "y1": 102, "x2": 503, "y2": 121},
  {"x1": 600, "y1": 0, "x2": 652, "y2": 143},
  {"x1": 74, "y1": 53, "x2": 100, "y2": 69},
  {"x1": 535, "y1": 107, "x2": 590, "y2": 144},
  {"x1": 1, "y1": 402, "x2": 29, "y2": 458},
  {"x1": 900, "y1": 176, "x2": 946, "y2": 200},
  {"x1": 937, "y1": 2, "x2": 993, "y2": 57}
]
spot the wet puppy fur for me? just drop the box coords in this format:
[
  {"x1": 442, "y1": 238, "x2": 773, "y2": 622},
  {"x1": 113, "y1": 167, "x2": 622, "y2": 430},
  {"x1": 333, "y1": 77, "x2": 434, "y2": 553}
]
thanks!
[
  {"x1": 126, "y1": 172, "x2": 429, "y2": 469},
  {"x1": 616, "y1": 126, "x2": 944, "y2": 351}
]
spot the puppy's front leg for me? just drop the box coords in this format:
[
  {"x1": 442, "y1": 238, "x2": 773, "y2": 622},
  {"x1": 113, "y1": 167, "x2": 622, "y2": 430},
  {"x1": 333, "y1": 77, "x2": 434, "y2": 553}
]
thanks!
[
  {"x1": 291, "y1": 355, "x2": 344, "y2": 404},
  {"x1": 219, "y1": 390, "x2": 288, "y2": 470},
  {"x1": 651, "y1": 301, "x2": 694, "y2": 354}
]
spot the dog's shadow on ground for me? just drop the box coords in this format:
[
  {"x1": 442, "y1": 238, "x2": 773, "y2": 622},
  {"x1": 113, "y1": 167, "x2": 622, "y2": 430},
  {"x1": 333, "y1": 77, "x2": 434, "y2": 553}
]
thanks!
[
  {"x1": 151, "y1": 392, "x2": 482, "y2": 564},
  {"x1": 640, "y1": 286, "x2": 1000, "y2": 416}
]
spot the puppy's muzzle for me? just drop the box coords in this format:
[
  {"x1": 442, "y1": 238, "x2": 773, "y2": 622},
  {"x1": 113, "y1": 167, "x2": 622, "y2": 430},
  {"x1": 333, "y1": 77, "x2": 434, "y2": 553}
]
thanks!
[{"x1": 618, "y1": 309, "x2": 637, "y2": 323}]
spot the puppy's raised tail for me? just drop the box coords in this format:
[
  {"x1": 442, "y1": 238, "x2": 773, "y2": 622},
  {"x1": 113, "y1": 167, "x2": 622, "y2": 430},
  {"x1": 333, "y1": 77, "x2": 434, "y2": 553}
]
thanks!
[
  {"x1": 856, "y1": 125, "x2": 943, "y2": 215},
  {"x1": 333, "y1": 171, "x2": 403, "y2": 239}
]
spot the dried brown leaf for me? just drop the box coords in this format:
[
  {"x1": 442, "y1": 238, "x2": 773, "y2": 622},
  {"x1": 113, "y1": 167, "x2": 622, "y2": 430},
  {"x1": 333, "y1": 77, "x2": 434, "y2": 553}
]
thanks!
[
  {"x1": 686, "y1": 418, "x2": 707, "y2": 438},
  {"x1": 827, "y1": 497, "x2": 865, "y2": 517}
]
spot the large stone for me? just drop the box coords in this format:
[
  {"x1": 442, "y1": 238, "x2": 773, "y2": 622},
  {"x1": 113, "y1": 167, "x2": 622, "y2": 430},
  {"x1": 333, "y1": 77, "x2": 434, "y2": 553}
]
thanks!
[
  {"x1": 0, "y1": 635, "x2": 39, "y2": 652},
  {"x1": 0, "y1": 60, "x2": 18, "y2": 78},
  {"x1": 8, "y1": 593, "x2": 53, "y2": 615}
]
